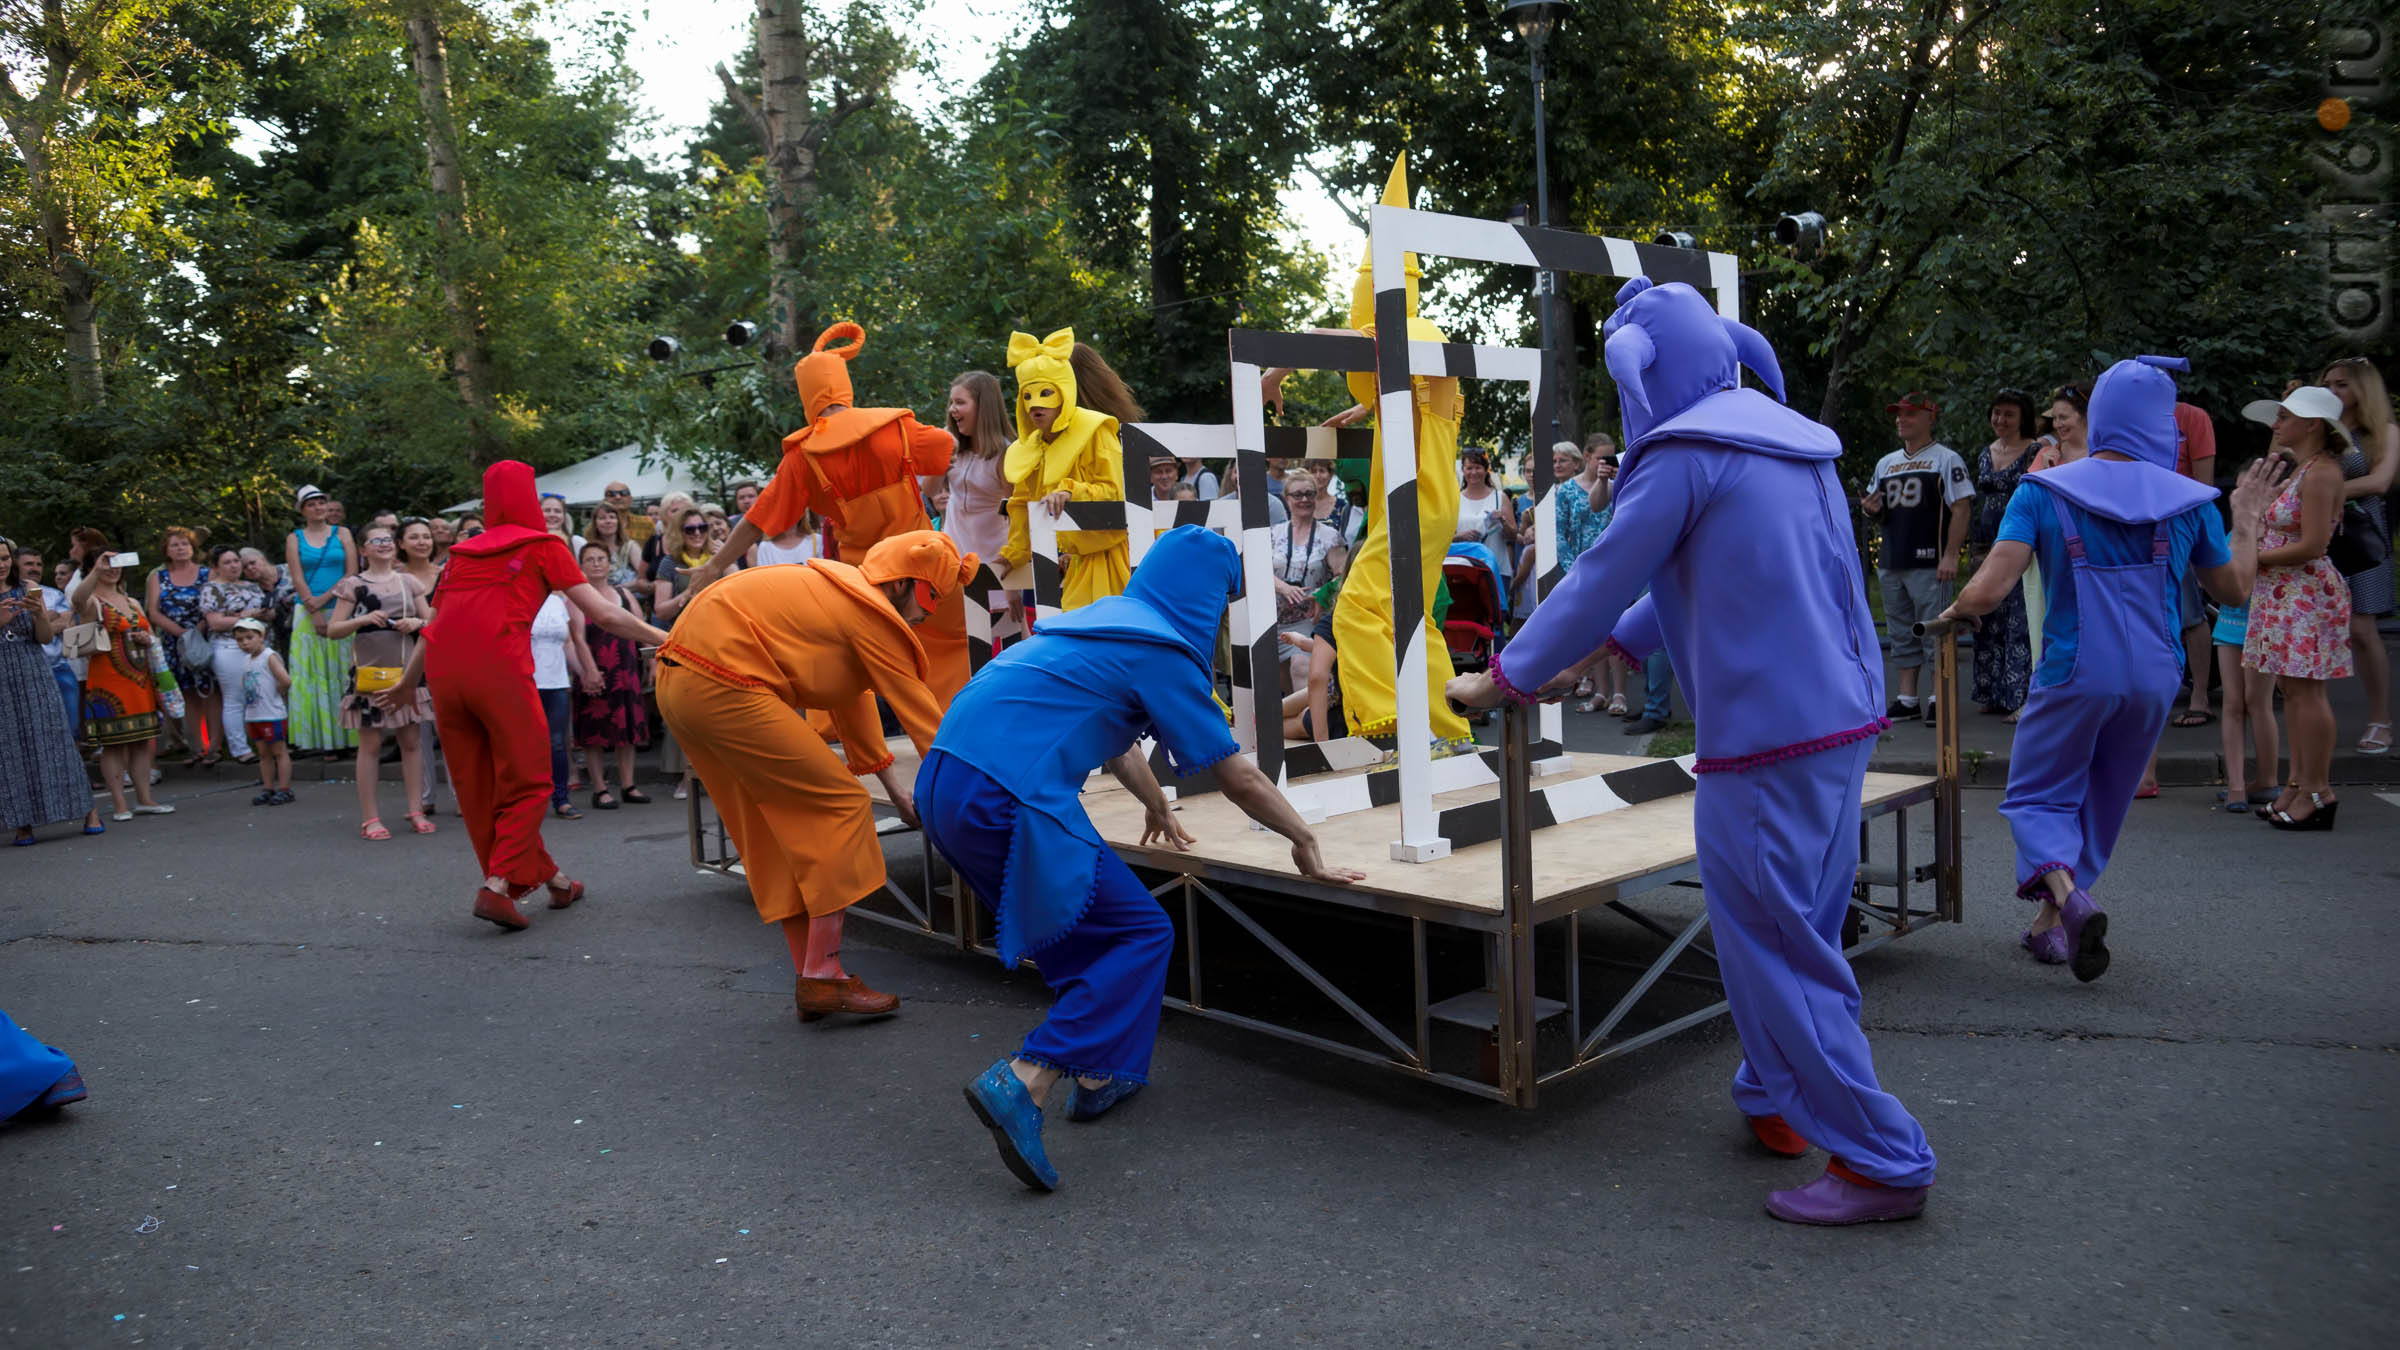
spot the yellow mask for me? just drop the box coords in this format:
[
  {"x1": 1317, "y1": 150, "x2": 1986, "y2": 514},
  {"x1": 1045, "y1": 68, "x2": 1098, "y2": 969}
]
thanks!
[{"x1": 1006, "y1": 328, "x2": 1080, "y2": 440}]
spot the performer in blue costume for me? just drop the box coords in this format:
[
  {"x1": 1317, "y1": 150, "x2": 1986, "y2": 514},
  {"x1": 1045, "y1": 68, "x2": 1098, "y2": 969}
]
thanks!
[
  {"x1": 2, "y1": 1006, "x2": 85, "y2": 1124},
  {"x1": 1942, "y1": 357, "x2": 2278, "y2": 981},
  {"x1": 1449, "y1": 277, "x2": 1933, "y2": 1225},
  {"x1": 919, "y1": 525, "x2": 1364, "y2": 1192}
]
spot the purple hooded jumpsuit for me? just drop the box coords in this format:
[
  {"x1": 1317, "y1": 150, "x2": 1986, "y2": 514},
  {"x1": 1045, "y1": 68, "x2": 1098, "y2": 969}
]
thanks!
[{"x1": 1491, "y1": 279, "x2": 1935, "y2": 1187}]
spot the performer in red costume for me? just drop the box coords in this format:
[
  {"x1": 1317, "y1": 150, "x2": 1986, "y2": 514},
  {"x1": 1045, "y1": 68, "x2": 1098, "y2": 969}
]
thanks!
[
  {"x1": 693, "y1": 322, "x2": 972, "y2": 701},
  {"x1": 380, "y1": 461, "x2": 670, "y2": 930}
]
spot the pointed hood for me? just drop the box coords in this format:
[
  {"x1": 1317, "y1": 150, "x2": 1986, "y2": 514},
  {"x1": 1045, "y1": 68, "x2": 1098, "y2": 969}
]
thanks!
[
  {"x1": 1033, "y1": 525, "x2": 1238, "y2": 681},
  {"x1": 1601, "y1": 278, "x2": 1837, "y2": 464},
  {"x1": 449, "y1": 460, "x2": 552, "y2": 557},
  {"x1": 794, "y1": 321, "x2": 863, "y2": 421},
  {"x1": 1348, "y1": 154, "x2": 1424, "y2": 332},
  {"x1": 860, "y1": 529, "x2": 978, "y2": 608},
  {"x1": 2039, "y1": 356, "x2": 2219, "y2": 524}
]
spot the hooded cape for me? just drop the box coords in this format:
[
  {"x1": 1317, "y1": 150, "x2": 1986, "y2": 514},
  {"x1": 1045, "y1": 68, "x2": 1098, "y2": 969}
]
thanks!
[
  {"x1": 927, "y1": 527, "x2": 1242, "y2": 963},
  {"x1": 2035, "y1": 356, "x2": 2218, "y2": 525},
  {"x1": 450, "y1": 460, "x2": 553, "y2": 558}
]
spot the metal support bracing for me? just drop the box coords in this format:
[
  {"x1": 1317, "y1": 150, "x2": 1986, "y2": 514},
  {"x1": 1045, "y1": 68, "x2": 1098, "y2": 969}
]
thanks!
[{"x1": 1190, "y1": 879, "x2": 1423, "y2": 1068}]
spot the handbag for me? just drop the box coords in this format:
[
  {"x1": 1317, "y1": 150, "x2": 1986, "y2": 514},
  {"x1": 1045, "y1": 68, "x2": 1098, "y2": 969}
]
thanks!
[
  {"x1": 60, "y1": 621, "x2": 110, "y2": 660},
  {"x1": 179, "y1": 624, "x2": 213, "y2": 669},
  {"x1": 2328, "y1": 500, "x2": 2391, "y2": 577},
  {"x1": 352, "y1": 574, "x2": 416, "y2": 695}
]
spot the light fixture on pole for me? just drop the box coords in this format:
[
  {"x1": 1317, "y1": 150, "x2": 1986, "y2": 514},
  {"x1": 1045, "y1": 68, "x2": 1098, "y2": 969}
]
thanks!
[
  {"x1": 1503, "y1": 0, "x2": 1571, "y2": 449},
  {"x1": 1775, "y1": 211, "x2": 1828, "y2": 259},
  {"x1": 724, "y1": 320, "x2": 759, "y2": 347},
  {"x1": 1652, "y1": 230, "x2": 1696, "y2": 250},
  {"x1": 645, "y1": 336, "x2": 682, "y2": 361}
]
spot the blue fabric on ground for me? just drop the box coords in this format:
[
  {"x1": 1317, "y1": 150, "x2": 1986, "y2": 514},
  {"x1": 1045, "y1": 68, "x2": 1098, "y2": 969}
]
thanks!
[{"x1": 0, "y1": 1006, "x2": 75, "y2": 1119}]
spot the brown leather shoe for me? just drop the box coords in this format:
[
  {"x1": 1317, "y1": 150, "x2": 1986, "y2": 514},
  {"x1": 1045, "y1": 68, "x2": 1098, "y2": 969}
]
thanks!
[
  {"x1": 472, "y1": 887, "x2": 529, "y2": 931},
  {"x1": 794, "y1": 974, "x2": 899, "y2": 1022}
]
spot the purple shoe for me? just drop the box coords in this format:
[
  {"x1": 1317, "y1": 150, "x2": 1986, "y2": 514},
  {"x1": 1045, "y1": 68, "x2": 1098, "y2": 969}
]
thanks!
[
  {"x1": 2019, "y1": 925, "x2": 2069, "y2": 965},
  {"x1": 7, "y1": 1070, "x2": 85, "y2": 1123},
  {"x1": 2058, "y1": 888, "x2": 2110, "y2": 983},
  {"x1": 1765, "y1": 1165, "x2": 1929, "y2": 1226}
]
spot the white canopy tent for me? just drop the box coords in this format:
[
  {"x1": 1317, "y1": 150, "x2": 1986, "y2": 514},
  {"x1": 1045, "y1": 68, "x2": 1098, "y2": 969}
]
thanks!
[{"x1": 442, "y1": 442, "x2": 762, "y2": 513}]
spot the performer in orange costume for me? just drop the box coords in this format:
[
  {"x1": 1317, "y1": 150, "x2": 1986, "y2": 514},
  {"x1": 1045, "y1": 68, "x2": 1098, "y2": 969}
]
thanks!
[
  {"x1": 697, "y1": 322, "x2": 971, "y2": 702},
  {"x1": 655, "y1": 531, "x2": 973, "y2": 1020},
  {"x1": 381, "y1": 461, "x2": 669, "y2": 930}
]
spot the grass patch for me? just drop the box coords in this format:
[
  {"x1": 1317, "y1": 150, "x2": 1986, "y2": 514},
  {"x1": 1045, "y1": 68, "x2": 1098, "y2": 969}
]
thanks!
[{"x1": 1644, "y1": 721, "x2": 1697, "y2": 758}]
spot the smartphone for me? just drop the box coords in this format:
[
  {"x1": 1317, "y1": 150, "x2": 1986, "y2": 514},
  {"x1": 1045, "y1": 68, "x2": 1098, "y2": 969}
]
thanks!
[{"x1": 109, "y1": 551, "x2": 140, "y2": 568}]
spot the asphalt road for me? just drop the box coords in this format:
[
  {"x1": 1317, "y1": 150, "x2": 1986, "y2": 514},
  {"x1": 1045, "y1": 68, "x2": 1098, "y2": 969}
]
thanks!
[{"x1": 4, "y1": 772, "x2": 2395, "y2": 1347}]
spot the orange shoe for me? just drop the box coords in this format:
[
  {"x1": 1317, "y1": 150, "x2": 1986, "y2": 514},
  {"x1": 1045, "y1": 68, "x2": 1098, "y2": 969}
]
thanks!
[
  {"x1": 473, "y1": 886, "x2": 529, "y2": 931},
  {"x1": 794, "y1": 974, "x2": 899, "y2": 1022}
]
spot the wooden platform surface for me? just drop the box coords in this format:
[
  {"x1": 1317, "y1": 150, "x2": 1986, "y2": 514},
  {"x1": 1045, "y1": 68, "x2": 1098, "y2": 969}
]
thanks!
[
  {"x1": 1085, "y1": 751, "x2": 1934, "y2": 916},
  {"x1": 844, "y1": 738, "x2": 1933, "y2": 918}
]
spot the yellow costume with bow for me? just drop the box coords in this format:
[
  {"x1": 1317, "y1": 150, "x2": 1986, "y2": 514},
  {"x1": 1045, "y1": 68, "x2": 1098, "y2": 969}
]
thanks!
[
  {"x1": 1000, "y1": 327, "x2": 1131, "y2": 609},
  {"x1": 1331, "y1": 157, "x2": 1472, "y2": 742}
]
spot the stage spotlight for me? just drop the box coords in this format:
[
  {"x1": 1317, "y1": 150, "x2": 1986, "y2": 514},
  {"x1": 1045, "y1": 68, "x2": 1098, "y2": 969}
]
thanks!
[
  {"x1": 1775, "y1": 211, "x2": 1828, "y2": 257},
  {"x1": 1652, "y1": 230, "x2": 1695, "y2": 250},
  {"x1": 724, "y1": 320, "x2": 759, "y2": 347},
  {"x1": 646, "y1": 335, "x2": 682, "y2": 361}
]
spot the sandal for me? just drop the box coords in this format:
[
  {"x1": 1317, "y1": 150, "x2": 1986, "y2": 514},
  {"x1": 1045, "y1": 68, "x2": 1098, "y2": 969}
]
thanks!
[
  {"x1": 620, "y1": 786, "x2": 651, "y2": 804},
  {"x1": 592, "y1": 788, "x2": 619, "y2": 810},
  {"x1": 552, "y1": 802, "x2": 584, "y2": 820},
  {"x1": 2360, "y1": 722, "x2": 2392, "y2": 756},
  {"x1": 360, "y1": 817, "x2": 392, "y2": 842},
  {"x1": 1606, "y1": 694, "x2": 1628, "y2": 716},
  {"x1": 406, "y1": 811, "x2": 436, "y2": 835},
  {"x1": 2169, "y1": 709, "x2": 2214, "y2": 728}
]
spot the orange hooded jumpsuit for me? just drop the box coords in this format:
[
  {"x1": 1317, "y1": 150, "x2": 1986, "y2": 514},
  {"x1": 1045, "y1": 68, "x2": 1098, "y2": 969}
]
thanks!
[
  {"x1": 743, "y1": 323, "x2": 972, "y2": 703},
  {"x1": 423, "y1": 461, "x2": 592, "y2": 892},
  {"x1": 653, "y1": 532, "x2": 974, "y2": 1005}
]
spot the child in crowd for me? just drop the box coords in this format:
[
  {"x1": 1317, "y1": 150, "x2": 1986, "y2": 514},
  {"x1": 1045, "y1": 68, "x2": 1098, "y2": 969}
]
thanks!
[
  {"x1": 2211, "y1": 601, "x2": 2281, "y2": 813},
  {"x1": 1172, "y1": 483, "x2": 1198, "y2": 501},
  {"x1": 232, "y1": 618, "x2": 294, "y2": 805}
]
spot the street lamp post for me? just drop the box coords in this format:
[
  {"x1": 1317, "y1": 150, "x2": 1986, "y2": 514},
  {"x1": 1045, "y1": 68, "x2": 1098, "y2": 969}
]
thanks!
[{"x1": 1505, "y1": 0, "x2": 1570, "y2": 449}]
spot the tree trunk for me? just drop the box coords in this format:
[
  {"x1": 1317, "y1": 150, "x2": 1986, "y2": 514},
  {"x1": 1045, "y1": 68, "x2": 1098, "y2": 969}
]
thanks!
[
  {"x1": 58, "y1": 263, "x2": 103, "y2": 407},
  {"x1": 403, "y1": 6, "x2": 504, "y2": 471},
  {"x1": 756, "y1": 0, "x2": 816, "y2": 362},
  {"x1": 1148, "y1": 144, "x2": 1186, "y2": 350}
]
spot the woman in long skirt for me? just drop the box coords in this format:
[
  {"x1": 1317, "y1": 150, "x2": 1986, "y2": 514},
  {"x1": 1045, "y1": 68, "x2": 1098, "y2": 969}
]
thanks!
[
  {"x1": 572, "y1": 542, "x2": 651, "y2": 809},
  {"x1": 2, "y1": 537, "x2": 103, "y2": 843},
  {"x1": 284, "y1": 486, "x2": 358, "y2": 754}
]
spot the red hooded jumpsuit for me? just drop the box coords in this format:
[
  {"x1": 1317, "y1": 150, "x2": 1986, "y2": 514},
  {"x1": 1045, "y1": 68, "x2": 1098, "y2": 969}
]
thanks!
[{"x1": 424, "y1": 461, "x2": 589, "y2": 889}]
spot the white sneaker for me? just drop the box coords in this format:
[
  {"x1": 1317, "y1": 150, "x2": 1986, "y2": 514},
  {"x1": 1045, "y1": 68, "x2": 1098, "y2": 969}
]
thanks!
[
  {"x1": 672, "y1": 784, "x2": 688, "y2": 801},
  {"x1": 132, "y1": 803, "x2": 175, "y2": 815},
  {"x1": 112, "y1": 810, "x2": 133, "y2": 822}
]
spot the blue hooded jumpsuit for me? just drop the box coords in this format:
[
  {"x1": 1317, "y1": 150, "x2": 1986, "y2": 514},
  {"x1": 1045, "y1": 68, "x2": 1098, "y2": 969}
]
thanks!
[
  {"x1": 916, "y1": 527, "x2": 1244, "y2": 1084},
  {"x1": 1492, "y1": 278, "x2": 1936, "y2": 1187},
  {"x1": 1998, "y1": 357, "x2": 2228, "y2": 900}
]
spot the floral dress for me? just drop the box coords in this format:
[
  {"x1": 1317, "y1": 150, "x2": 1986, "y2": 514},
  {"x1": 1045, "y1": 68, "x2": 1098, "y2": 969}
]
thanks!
[
  {"x1": 156, "y1": 566, "x2": 214, "y2": 697},
  {"x1": 2, "y1": 587, "x2": 90, "y2": 828},
  {"x1": 573, "y1": 586, "x2": 651, "y2": 749},
  {"x1": 1969, "y1": 443, "x2": 2035, "y2": 711},
  {"x1": 2244, "y1": 462, "x2": 2355, "y2": 680}
]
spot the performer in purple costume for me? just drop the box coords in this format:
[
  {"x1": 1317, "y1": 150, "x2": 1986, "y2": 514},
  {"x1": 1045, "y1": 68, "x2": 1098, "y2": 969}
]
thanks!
[
  {"x1": 1449, "y1": 277, "x2": 1933, "y2": 1226},
  {"x1": 1942, "y1": 357, "x2": 2278, "y2": 982}
]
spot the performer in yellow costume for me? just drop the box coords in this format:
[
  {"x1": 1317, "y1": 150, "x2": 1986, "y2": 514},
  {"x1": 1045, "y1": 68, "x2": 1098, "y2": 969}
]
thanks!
[
  {"x1": 998, "y1": 328, "x2": 1131, "y2": 610},
  {"x1": 1331, "y1": 158, "x2": 1474, "y2": 745}
]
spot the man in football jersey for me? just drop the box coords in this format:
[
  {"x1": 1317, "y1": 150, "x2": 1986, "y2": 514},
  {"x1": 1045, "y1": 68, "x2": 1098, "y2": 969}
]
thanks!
[{"x1": 1861, "y1": 392, "x2": 1974, "y2": 719}]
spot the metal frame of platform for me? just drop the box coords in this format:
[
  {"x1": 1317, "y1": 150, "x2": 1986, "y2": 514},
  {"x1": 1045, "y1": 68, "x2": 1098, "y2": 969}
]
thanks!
[{"x1": 683, "y1": 631, "x2": 1963, "y2": 1107}]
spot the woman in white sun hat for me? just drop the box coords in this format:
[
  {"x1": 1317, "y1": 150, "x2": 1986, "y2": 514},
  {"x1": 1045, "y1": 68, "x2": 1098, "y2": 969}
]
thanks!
[{"x1": 2238, "y1": 385, "x2": 2353, "y2": 830}]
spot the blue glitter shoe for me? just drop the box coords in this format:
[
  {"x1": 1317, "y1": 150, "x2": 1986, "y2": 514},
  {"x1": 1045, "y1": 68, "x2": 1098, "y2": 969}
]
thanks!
[
  {"x1": 964, "y1": 1060, "x2": 1057, "y2": 1191},
  {"x1": 1065, "y1": 1077, "x2": 1144, "y2": 1123}
]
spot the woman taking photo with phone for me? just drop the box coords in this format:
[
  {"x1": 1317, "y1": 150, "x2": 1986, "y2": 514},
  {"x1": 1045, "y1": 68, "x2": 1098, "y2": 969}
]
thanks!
[
  {"x1": 327, "y1": 524, "x2": 437, "y2": 840},
  {"x1": 71, "y1": 539, "x2": 174, "y2": 821},
  {"x1": 2, "y1": 536, "x2": 104, "y2": 845}
]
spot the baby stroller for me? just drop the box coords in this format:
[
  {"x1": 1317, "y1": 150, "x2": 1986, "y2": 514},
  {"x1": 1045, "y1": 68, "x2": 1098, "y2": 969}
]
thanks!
[{"x1": 1442, "y1": 542, "x2": 1507, "y2": 720}]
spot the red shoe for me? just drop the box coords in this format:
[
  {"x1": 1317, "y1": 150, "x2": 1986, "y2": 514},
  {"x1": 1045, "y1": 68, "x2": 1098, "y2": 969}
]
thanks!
[
  {"x1": 1747, "y1": 1112, "x2": 1811, "y2": 1158},
  {"x1": 545, "y1": 877, "x2": 585, "y2": 910},
  {"x1": 473, "y1": 886, "x2": 530, "y2": 931}
]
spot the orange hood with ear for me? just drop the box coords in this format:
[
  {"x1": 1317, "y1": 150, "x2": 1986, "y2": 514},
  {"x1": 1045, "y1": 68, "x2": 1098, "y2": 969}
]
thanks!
[
  {"x1": 860, "y1": 529, "x2": 978, "y2": 607},
  {"x1": 795, "y1": 322, "x2": 864, "y2": 421}
]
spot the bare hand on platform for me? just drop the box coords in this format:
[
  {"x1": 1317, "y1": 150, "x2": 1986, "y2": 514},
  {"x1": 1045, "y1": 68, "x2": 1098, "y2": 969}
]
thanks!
[
  {"x1": 1292, "y1": 839, "x2": 1365, "y2": 885},
  {"x1": 875, "y1": 766, "x2": 920, "y2": 829},
  {"x1": 1932, "y1": 603, "x2": 1980, "y2": 632},
  {"x1": 1445, "y1": 671, "x2": 1501, "y2": 710},
  {"x1": 1142, "y1": 806, "x2": 1194, "y2": 852}
]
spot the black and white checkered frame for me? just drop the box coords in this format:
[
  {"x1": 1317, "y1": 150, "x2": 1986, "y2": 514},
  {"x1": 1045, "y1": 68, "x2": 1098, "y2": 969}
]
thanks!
[{"x1": 1369, "y1": 204, "x2": 1739, "y2": 860}]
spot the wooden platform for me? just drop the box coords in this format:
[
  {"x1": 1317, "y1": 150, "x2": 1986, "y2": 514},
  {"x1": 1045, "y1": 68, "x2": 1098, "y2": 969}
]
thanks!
[{"x1": 1088, "y1": 750, "x2": 1931, "y2": 921}]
